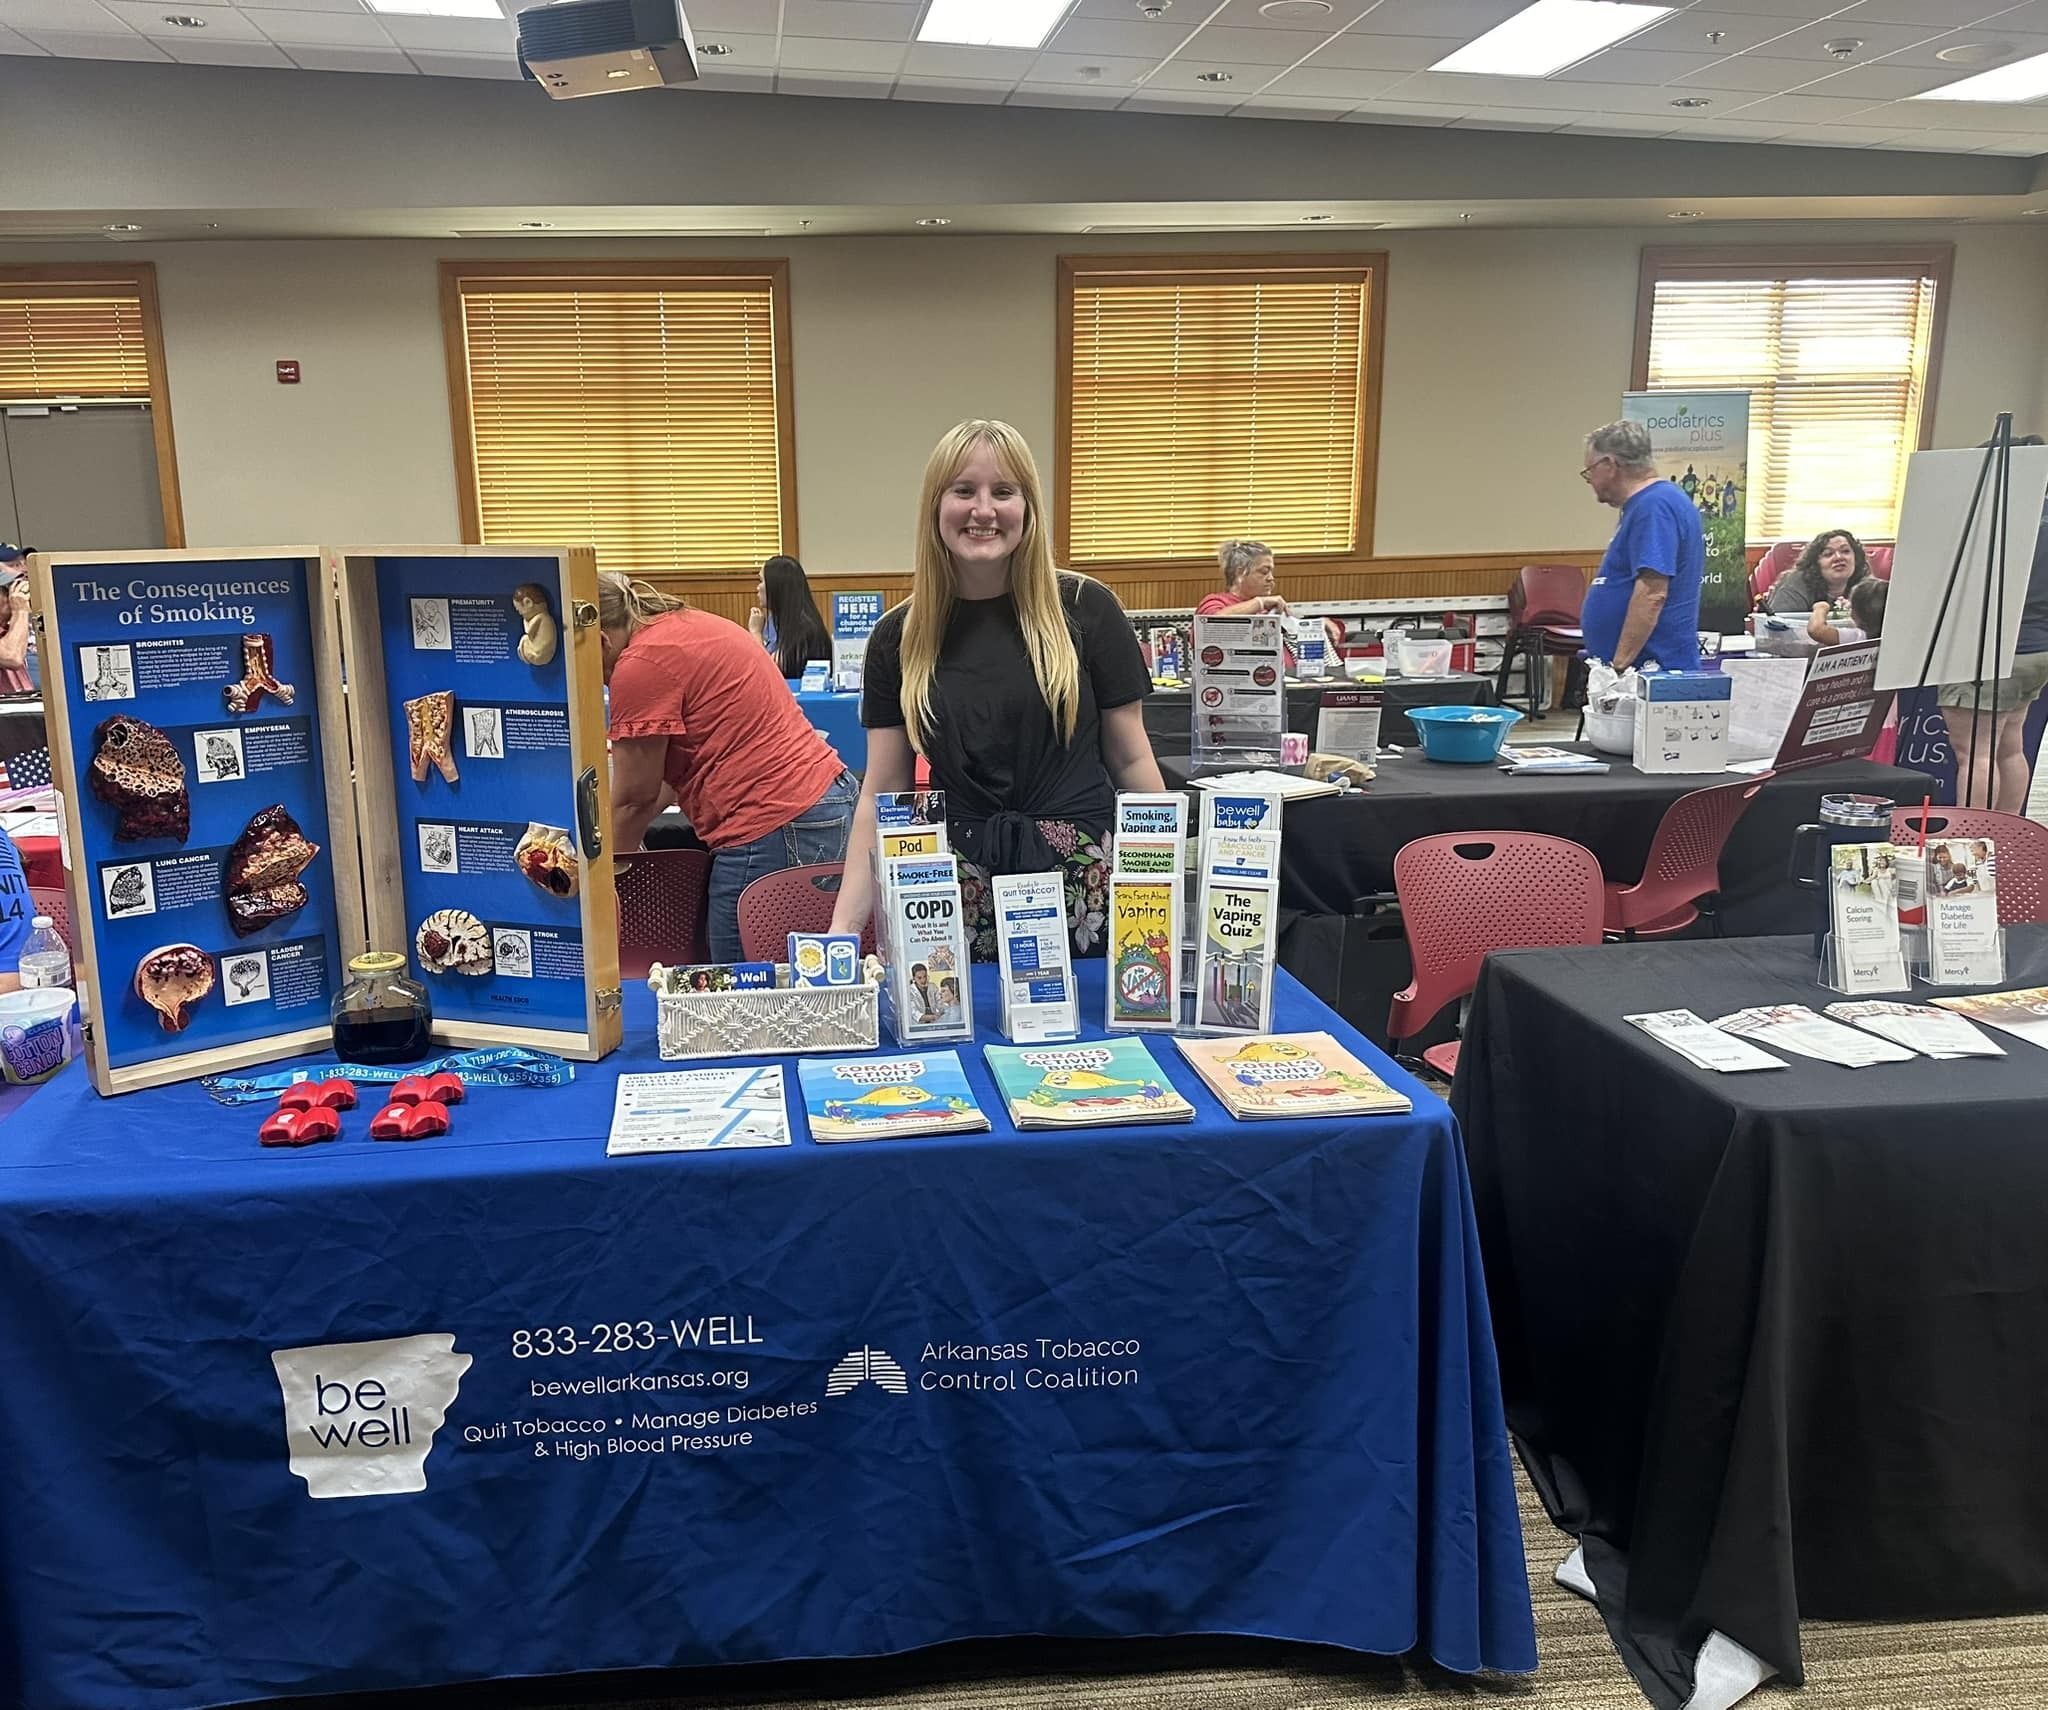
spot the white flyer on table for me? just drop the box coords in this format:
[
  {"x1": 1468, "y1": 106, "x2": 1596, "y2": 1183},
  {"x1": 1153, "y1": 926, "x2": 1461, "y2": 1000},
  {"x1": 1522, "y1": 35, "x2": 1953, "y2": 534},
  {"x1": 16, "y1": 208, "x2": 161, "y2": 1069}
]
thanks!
[
  {"x1": 606, "y1": 1067, "x2": 791, "y2": 1155},
  {"x1": 1923, "y1": 837, "x2": 2004, "y2": 985},
  {"x1": 1822, "y1": 1001, "x2": 2005, "y2": 1059},
  {"x1": 1626, "y1": 1009, "x2": 1786, "y2": 1073},
  {"x1": 1711, "y1": 1005, "x2": 1915, "y2": 1068}
]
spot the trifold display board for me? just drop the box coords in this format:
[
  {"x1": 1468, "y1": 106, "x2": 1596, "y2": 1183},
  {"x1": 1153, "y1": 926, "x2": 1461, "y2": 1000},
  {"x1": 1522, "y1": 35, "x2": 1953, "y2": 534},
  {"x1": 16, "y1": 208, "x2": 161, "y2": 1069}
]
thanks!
[{"x1": 30, "y1": 546, "x2": 621, "y2": 1096}]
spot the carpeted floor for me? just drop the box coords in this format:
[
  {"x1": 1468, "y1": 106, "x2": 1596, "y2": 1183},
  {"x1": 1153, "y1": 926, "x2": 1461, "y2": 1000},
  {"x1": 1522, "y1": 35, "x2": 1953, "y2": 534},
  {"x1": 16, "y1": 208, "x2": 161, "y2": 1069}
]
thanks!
[{"x1": 288, "y1": 1470, "x2": 2048, "y2": 1710}]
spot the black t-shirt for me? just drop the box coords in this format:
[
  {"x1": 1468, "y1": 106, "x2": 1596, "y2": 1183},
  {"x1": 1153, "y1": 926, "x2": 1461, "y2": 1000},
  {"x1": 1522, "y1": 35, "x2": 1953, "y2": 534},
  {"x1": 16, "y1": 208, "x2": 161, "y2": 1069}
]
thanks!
[{"x1": 861, "y1": 574, "x2": 1150, "y2": 840}]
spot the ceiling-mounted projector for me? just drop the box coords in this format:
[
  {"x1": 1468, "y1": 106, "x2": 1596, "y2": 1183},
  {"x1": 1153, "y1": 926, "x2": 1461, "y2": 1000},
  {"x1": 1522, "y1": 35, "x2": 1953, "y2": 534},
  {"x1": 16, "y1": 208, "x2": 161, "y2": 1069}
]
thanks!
[{"x1": 517, "y1": 0, "x2": 698, "y2": 98}]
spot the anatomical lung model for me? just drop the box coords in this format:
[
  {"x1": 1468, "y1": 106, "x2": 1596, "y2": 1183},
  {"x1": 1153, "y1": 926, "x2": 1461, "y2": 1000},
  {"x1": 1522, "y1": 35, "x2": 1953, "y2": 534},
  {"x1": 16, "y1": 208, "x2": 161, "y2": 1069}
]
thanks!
[
  {"x1": 405, "y1": 691, "x2": 460, "y2": 785},
  {"x1": 223, "y1": 633, "x2": 296, "y2": 715},
  {"x1": 89, "y1": 715, "x2": 189, "y2": 843}
]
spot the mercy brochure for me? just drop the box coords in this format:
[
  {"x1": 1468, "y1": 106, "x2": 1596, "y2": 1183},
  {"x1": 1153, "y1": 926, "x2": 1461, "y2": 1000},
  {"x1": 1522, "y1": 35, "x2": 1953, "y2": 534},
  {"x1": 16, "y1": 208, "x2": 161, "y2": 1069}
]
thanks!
[
  {"x1": 1827, "y1": 844, "x2": 1909, "y2": 994},
  {"x1": 606, "y1": 1067, "x2": 791, "y2": 1156},
  {"x1": 992, "y1": 870, "x2": 1078, "y2": 1043},
  {"x1": 1930, "y1": 987, "x2": 2048, "y2": 1052},
  {"x1": 1711, "y1": 1005, "x2": 1915, "y2": 1068},
  {"x1": 1822, "y1": 1001, "x2": 2005, "y2": 1059},
  {"x1": 797, "y1": 1052, "x2": 989, "y2": 1142},
  {"x1": 1625, "y1": 1010, "x2": 1784, "y2": 1073},
  {"x1": 1923, "y1": 838, "x2": 2003, "y2": 985},
  {"x1": 984, "y1": 1039, "x2": 1193, "y2": 1129}
]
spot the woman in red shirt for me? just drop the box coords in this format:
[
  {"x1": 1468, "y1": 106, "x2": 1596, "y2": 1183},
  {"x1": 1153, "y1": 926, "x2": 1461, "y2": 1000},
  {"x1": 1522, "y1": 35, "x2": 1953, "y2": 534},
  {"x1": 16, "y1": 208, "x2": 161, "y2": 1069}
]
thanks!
[
  {"x1": 600, "y1": 573, "x2": 857, "y2": 961},
  {"x1": 1199, "y1": 539, "x2": 1345, "y2": 659}
]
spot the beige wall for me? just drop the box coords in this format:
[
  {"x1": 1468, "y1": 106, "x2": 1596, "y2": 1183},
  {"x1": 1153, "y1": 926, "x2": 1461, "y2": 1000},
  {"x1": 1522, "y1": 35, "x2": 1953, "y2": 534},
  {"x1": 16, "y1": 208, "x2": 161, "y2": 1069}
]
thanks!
[{"x1": 7, "y1": 221, "x2": 2046, "y2": 568}]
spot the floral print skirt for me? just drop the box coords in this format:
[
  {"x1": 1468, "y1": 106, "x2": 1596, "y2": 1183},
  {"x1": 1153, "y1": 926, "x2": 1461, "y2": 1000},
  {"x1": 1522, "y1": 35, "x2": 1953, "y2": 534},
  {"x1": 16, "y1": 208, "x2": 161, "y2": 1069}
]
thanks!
[{"x1": 958, "y1": 819, "x2": 1110, "y2": 962}]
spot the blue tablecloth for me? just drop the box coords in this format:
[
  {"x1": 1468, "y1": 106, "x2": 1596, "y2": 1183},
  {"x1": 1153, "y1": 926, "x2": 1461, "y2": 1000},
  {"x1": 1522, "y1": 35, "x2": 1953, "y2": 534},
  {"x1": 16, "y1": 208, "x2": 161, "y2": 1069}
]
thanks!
[
  {"x1": 0, "y1": 966, "x2": 1534, "y2": 1710},
  {"x1": 796, "y1": 686, "x2": 866, "y2": 771}
]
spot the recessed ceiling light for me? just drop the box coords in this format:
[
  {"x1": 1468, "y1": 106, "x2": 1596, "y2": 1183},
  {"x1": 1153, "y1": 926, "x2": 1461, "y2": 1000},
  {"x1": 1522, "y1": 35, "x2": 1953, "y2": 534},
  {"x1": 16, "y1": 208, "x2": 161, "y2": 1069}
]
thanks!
[
  {"x1": 916, "y1": 217, "x2": 953, "y2": 227},
  {"x1": 1195, "y1": 70, "x2": 1234, "y2": 83},
  {"x1": 1823, "y1": 38, "x2": 1862, "y2": 60},
  {"x1": 363, "y1": 0, "x2": 503, "y2": 17},
  {"x1": 1912, "y1": 48, "x2": 2048, "y2": 101},
  {"x1": 161, "y1": 14, "x2": 206, "y2": 26},
  {"x1": 1259, "y1": 0, "x2": 1333, "y2": 16},
  {"x1": 103, "y1": 223, "x2": 141, "y2": 233},
  {"x1": 1935, "y1": 42, "x2": 2014, "y2": 66},
  {"x1": 916, "y1": 0, "x2": 1077, "y2": 50},
  {"x1": 605, "y1": 68, "x2": 631, "y2": 77},
  {"x1": 1669, "y1": 96, "x2": 1711, "y2": 108},
  {"x1": 1432, "y1": 0, "x2": 1673, "y2": 79},
  {"x1": 697, "y1": 41, "x2": 730, "y2": 56},
  {"x1": 1668, "y1": 209, "x2": 1706, "y2": 219}
]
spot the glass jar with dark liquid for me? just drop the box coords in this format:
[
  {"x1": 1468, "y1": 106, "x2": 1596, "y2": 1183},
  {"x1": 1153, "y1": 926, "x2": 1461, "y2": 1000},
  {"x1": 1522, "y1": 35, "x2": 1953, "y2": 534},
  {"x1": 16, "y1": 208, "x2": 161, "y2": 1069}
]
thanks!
[{"x1": 331, "y1": 950, "x2": 433, "y2": 1064}]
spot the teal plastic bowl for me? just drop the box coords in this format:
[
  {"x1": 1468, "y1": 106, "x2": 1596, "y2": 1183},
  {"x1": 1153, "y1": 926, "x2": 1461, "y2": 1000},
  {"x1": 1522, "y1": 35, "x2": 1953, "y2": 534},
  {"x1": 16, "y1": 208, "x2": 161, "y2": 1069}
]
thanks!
[{"x1": 1407, "y1": 704, "x2": 1524, "y2": 763}]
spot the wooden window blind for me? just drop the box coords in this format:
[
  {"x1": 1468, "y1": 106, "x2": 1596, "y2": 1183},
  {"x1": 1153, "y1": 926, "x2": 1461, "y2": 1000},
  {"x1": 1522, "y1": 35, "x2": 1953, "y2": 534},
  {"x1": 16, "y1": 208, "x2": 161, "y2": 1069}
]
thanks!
[
  {"x1": 1058, "y1": 255, "x2": 1383, "y2": 566},
  {"x1": 444, "y1": 264, "x2": 795, "y2": 575},
  {"x1": 0, "y1": 288, "x2": 152, "y2": 401},
  {"x1": 1637, "y1": 249, "x2": 1949, "y2": 545}
]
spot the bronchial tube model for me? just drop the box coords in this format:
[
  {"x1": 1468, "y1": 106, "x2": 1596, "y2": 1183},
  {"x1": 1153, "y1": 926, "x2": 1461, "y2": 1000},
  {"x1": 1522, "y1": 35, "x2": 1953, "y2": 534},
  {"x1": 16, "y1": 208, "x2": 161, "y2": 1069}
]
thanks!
[{"x1": 224, "y1": 633, "x2": 297, "y2": 715}]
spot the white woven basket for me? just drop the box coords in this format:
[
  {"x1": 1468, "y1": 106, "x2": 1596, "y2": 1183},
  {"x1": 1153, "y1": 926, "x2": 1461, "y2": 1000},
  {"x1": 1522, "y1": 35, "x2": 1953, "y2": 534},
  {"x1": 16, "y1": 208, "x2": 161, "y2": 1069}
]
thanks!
[{"x1": 648, "y1": 967, "x2": 880, "y2": 1060}]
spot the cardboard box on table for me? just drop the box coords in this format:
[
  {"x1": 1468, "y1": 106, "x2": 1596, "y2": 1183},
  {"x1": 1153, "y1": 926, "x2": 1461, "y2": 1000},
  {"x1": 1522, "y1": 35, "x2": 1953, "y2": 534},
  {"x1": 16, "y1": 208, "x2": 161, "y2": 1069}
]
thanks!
[{"x1": 29, "y1": 544, "x2": 621, "y2": 1096}]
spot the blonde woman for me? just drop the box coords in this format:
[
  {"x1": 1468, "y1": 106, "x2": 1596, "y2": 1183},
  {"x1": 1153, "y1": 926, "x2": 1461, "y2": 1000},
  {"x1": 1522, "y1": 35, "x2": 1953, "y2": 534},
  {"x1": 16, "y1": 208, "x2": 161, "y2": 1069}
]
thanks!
[
  {"x1": 830, "y1": 419, "x2": 1163, "y2": 957},
  {"x1": 600, "y1": 572, "x2": 857, "y2": 960},
  {"x1": 1203, "y1": 539, "x2": 1346, "y2": 656}
]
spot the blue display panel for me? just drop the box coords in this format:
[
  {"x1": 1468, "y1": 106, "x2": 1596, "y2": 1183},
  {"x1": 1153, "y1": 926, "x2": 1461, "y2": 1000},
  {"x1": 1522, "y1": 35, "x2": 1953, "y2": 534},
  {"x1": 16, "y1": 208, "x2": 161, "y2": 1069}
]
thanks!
[
  {"x1": 373, "y1": 556, "x2": 589, "y2": 1031},
  {"x1": 51, "y1": 558, "x2": 344, "y2": 1069}
]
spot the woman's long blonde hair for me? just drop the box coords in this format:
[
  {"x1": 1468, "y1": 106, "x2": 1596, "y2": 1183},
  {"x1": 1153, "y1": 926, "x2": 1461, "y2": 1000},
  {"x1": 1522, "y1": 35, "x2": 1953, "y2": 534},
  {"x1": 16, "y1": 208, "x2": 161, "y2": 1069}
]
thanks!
[
  {"x1": 597, "y1": 571, "x2": 689, "y2": 636},
  {"x1": 899, "y1": 419, "x2": 1079, "y2": 753}
]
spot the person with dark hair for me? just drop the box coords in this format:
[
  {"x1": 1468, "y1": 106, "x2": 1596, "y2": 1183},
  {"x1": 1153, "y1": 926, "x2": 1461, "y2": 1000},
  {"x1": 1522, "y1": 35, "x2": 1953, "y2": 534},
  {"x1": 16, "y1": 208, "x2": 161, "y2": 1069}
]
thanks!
[
  {"x1": 747, "y1": 555, "x2": 832, "y2": 680},
  {"x1": 1808, "y1": 575, "x2": 1887, "y2": 647},
  {"x1": 0, "y1": 545, "x2": 35, "y2": 696},
  {"x1": 1764, "y1": 529, "x2": 1872, "y2": 616}
]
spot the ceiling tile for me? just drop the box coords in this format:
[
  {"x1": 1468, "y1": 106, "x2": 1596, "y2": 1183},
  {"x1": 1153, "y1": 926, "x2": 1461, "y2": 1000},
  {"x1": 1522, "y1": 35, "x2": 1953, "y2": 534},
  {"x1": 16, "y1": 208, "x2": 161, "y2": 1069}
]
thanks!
[
  {"x1": 1205, "y1": 0, "x2": 1379, "y2": 27},
  {"x1": 675, "y1": 32, "x2": 780, "y2": 68},
  {"x1": 0, "y1": 22, "x2": 49, "y2": 49},
  {"x1": 1983, "y1": 0, "x2": 2048, "y2": 29},
  {"x1": 1024, "y1": 50, "x2": 1154, "y2": 85},
  {"x1": 284, "y1": 41, "x2": 410, "y2": 67},
  {"x1": 100, "y1": 0, "x2": 268, "y2": 40},
  {"x1": 1704, "y1": 0, "x2": 1869, "y2": 15},
  {"x1": 244, "y1": 8, "x2": 388, "y2": 44},
  {"x1": 1390, "y1": 69, "x2": 1684, "y2": 111},
  {"x1": 1712, "y1": 90, "x2": 1892, "y2": 121},
  {"x1": 1453, "y1": 109, "x2": 1570, "y2": 130},
  {"x1": 695, "y1": 64, "x2": 775, "y2": 89},
  {"x1": 26, "y1": 27, "x2": 170, "y2": 56},
  {"x1": 1746, "y1": 18, "x2": 1957, "y2": 60},
  {"x1": 781, "y1": 0, "x2": 916, "y2": 41},
  {"x1": 1303, "y1": 32, "x2": 1466, "y2": 71},
  {"x1": 1972, "y1": 135, "x2": 2048, "y2": 153},
  {"x1": 1799, "y1": 60, "x2": 1959, "y2": 97},
  {"x1": 1873, "y1": 28, "x2": 2048, "y2": 68},
  {"x1": 900, "y1": 41, "x2": 1034, "y2": 79},
  {"x1": 1855, "y1": 0, "x2": 2038, "y2": 18},
  {"x1": 1561, "y1": 46, "x2": 1731, "y2": 84},
  {"x1": 778, "y1": 34, "x2": 907, "y2": 73},
  {"x1": 1673, "y1": 53, "x2": 1822, "y2": 91},
  {"x1": 376, "y1": 14, "x2": 509, "y2": 49},
  {"x1": 0, "y1": 0, "x2": 125, "y2": 30},
  {"x1": 227, "y1": 0, "x2": 370, "y2": 13},
  {"x1": 1883, "y1": 128, "x2": 2011, "y2": 148},
  {"x1": 1262, "y1": 63, "x2": 1406, "y2": 98},
  {"x1": 163, "y1": 34, "x2": 292, "y2": 61},
  {"x1": 1779, "y1": 123, "x2": 1920, "y2": 145},
  {"x1": 1233, "y1": 97, "x2": 1352, "y2": 119},
  {"x1": 406, "y1": 47, "x2": 517, "y2": 76},
  {"x1": 775, "y1": 70, "x2": 893, "y2": 97},
  {"x1": 1351, "y1": 99, "x2": 1471, "y2": 118},
  {"x1": 1045, "y1": 17, "x2": 1194, "y2": 58},
  {"x1": 1560, "y1": 114, "x2": 1676, "y2": 133},
  {"x1": 1006, "y1": 84, "x2": 1127, "y2": 105},
  {"x1": 1342, "y1": 106, "x2": 1460, "y2": 125},
  {"x1": 1118, "y1": 93, "x2": 1244, "y2": 113},
  {"x1": 894, "y1": 76, "x2": 1014, "y2": 101},
  {"x1": 1177, "y1": 24, "x2": 1330, "y2": 67},
  {"x1": 1878, "y1": 89, "x2": 2048, "y2": 124},
  {"x1": 1353, "y1": 0, "x2": 1525, "y2": 33},
  {"x1": 1631, "y1": 10, "x2": 1805, "y2": 55},
  {"x1": 1659, "y1": 116, "x2": 1801, "y2": 137}
]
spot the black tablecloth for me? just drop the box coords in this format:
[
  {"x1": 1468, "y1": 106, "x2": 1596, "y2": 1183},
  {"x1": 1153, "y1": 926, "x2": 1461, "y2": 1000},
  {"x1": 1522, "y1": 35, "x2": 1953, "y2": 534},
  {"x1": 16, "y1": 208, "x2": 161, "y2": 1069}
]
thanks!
[
  {"x1": 1145, "y1": 674, "x2": 1495, "y2": 753},
  {"x1": 1453, "y1": 930, "x2": 2048, "y2": 1708}
]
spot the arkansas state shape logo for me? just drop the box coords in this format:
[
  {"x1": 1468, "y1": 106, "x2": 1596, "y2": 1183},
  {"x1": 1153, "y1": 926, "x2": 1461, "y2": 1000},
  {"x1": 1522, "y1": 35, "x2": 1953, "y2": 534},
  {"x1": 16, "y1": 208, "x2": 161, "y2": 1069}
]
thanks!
[{"x1": 271, "y1": 1333, "x2": 473, "y2": 1499}]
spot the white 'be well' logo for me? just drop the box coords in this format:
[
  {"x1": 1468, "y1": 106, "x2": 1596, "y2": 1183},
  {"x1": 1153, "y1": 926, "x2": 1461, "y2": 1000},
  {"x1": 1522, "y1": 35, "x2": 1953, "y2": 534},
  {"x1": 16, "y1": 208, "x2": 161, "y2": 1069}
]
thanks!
[{"x1": 271, "y1": 1333, "x2": 473, "y2": 1499}]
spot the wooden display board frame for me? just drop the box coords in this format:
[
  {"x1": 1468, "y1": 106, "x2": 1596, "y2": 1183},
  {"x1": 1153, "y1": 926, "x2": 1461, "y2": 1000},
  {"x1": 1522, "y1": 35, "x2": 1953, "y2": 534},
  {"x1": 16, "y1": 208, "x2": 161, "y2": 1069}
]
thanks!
[{"x1": 28, "y1": 544, "x2": 620, "y2": 1097}]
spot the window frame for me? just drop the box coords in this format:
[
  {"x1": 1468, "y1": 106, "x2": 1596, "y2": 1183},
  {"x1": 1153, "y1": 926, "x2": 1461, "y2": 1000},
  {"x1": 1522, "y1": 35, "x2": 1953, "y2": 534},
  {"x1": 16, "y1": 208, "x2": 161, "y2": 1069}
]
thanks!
[
  {"x1": 1630, "y1": 243, "x2": 1954, "y2": 542},
  {"x1": 0, "y1": 262, "x2": 185, "y2": 547},
  {"x1": 437, "y1": 258, "x2": 799, "y2": 570},
  {"x1": 1054, "y1": 250, "x2": 1388, "y2": 573}
]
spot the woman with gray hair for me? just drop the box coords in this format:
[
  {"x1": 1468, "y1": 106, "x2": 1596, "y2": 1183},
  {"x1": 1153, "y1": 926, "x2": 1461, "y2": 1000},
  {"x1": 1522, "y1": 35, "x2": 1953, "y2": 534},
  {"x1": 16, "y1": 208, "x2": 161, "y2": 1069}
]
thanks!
[{"x1": 1197, "y1": 539, "x2": 1345, "y2": 654}]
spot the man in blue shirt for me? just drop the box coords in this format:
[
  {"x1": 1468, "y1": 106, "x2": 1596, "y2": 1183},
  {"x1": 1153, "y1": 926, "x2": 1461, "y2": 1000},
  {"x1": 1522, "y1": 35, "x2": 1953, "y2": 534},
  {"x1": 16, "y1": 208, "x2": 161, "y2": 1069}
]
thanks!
[
  {"x1": 0, "y1": 830, "x2": 33, "y2": 992},
  {"x1": 1578, "y1": 419, "x2": 1704, "y2": 673}
]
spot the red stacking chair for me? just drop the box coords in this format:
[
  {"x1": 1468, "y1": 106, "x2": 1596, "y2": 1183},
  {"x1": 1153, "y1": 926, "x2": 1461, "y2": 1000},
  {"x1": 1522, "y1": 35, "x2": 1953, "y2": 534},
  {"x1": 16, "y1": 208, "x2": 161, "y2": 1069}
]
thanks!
[
  {"x1": 614, "y1": 848, "x2": 712, "y2": 980},
  {"x1": 28, "y1": 887, "x2": 75, "y2": 955},
  {"x1": 1604, "y1": 775, "x2": 1769, "y2": 939},
  {"x1": 1388, "y1": 832, "x2": 1606, "y2": 1078},
  {"x1": 1494, "y1": 565, "x2": 1588, "y2": 718},
  {"x1": 737, "y1": 862, "x2": 879, "y2": 963},
  {"x1": 1749, "y1": 540, "x2": 1803, "y2": 603},
  {"x1": 1891, "y1": 806, "x2": 2048, "y2": 927}
]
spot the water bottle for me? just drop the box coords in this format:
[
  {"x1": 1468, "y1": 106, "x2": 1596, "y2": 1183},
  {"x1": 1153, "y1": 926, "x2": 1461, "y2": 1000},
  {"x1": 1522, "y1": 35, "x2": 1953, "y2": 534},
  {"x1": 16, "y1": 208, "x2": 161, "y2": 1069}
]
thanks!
[{"x1": 18, "y1": 917, "x2": 73, "y2": 992}]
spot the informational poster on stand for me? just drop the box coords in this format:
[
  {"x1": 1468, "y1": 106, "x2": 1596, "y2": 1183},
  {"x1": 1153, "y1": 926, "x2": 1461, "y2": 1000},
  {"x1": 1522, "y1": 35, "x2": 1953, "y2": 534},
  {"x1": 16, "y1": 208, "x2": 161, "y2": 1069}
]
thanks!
[
  {"x1": 1316, "y1": 686, "x2": 1383, "y2": 760},
  {"x1": 1191, "y1": 613, "x2": 1285, "y2": 767},
  {"x1": 1621, "y1": 389, "x2": 1750, "y2": 635},
  {"x1": 1774, "y1": 639, "x2": 1890, "y2": 767},
  {"x1": 831, "y1": 592, "x2": 883, "y2": 692},
  {"x1": 36, "y1": 551, "x2": 356, "y2": 1088}
]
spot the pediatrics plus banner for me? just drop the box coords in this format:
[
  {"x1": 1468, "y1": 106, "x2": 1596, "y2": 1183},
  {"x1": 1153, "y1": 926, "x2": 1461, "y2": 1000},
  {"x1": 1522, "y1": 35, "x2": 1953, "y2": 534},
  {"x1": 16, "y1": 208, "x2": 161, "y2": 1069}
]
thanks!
[{"x1": 1622, "y1": 390, "x2": 1751, "y2": 636}]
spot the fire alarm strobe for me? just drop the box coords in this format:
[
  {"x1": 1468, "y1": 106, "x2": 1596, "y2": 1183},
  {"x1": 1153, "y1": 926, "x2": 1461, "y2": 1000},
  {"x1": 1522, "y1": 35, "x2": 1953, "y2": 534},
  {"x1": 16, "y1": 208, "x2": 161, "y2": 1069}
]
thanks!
[{"x1": 517, "y1": 0, "x2": 700, "y2": 99}]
